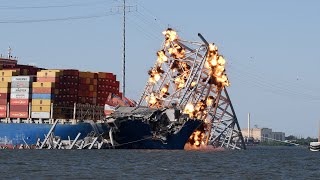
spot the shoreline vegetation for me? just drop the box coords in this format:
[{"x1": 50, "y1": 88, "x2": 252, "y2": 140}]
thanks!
[{"x1": 253, "y1": 136, "x2": 317, "y2": 146}]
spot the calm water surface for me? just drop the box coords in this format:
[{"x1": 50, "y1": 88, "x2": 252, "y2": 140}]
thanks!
[{"x1": 0, "y1": 146, "x2": 319, "y2": 179}]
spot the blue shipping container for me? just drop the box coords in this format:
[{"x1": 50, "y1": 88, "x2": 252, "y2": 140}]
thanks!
[{"x1": 32, "y1": 94, "x2": 54, "y2": 99}]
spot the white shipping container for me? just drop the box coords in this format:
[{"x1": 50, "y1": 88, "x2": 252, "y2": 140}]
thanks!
[
  {"x1": 10, "y1": 88, "x2": 30, "y2": 93},
  {"x1": 11, "y1": 76, "x2": 32, "y2": 82},
  {"x1": 31, "y1": 112, "x2": 50, "y2": 119},
  {"x1": 10, "y1": 93, "x2": 30, "y2": 99},
  {"x1": 11, "y1": 81, "x2": 31, "y2": 88}
]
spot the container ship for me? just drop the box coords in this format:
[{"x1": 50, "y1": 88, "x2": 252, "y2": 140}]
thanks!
[{"x1": 0, "y1": 54, "x2": 133, "y2": 149}]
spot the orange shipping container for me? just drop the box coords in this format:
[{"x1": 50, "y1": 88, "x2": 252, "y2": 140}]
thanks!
[
  {"x1": 32, "y1": 87, "x2": 56, "y2": 94},
  {"x1": 37, "y1": 77, "x2": 60, "y2": 82}
]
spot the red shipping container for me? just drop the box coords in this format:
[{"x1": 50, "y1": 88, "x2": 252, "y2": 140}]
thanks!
[
  {"x1": 79, "y1": 78, "x2": 90, "y2": 85},
  {"x1": 57, "y1": 82, "x2": 79, "y2": 88},
  {"x1": 10, "y1": 99, "x2": 29, "y2": 105},
  {"x1": 0, "y1": 111, "x2": 6, "y2": 117},
  {"x1": 0, "y1": 99, "x2": 8, "y2": 105},
  {"x1": 89, "y1": 92, "x2": 95, "y2": 97},
  {"x1": 79, "y1": 84, "x2": 88, "y2": 90},
  {"x1": 97, "y1": 85, "x2": 106, "y2": 91},
  {"x1": 100, "y1": 73, "x2": 116, "y2": 80},
  {"x1": 58, "y1": 88, "x2": 77, "y2": 95},
  {"x1": 78, "y1": 91, "x2": 85, "y2": 97},
  {"x1": 2, "y1": 64, "x2": 16, "y2": 69},
  {"x1": 10, "y1": 111, "x2": 28, "y2": 118},
  {"x1": 0, "y1": 104, "x2": 6, "y2": 111},
  {"x1": 90, "y1": 79, "x2": 97, "y2": 84},
  {"x1": 10, "y1": 105, "x2": 29, "y2": 112},
  {"x1": 97, "y1": 91, "x2": 109, "y2": 98},
  {"x1": 60, "y1": 75, "x2": 79, "y2": 83},
  {"x1": 61, "y1": 69, "x2": 79, "y2": 76},
  {"x1": 0, "y1": 93, "x2": 8, "y2": 99},
  {"x1": 115, "y1": 81, "x2": 120, "y2": 87},
  {"x1": 97, "y1": 78, "x2": 117, "y2": 85},
  {"x1": 16, "y1": 65, "x2": 39, "y2": 76}
]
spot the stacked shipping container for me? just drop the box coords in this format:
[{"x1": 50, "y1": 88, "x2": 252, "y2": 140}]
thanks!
[
  {"x1": 10, "y1": 76, "x2": 33, "y2": 118},
  {"x1": 0, "y1": 70, "x2": 19, "y2": 118},
  {"x1": 0, "y1": 82, "x2": 10, "y2": 118},
  {"x1": 0, "y1": 65, "x2": 123, "y2": 119},
  {"x1": 97, "y1": 72, "x2": 120, "y2": 106},
  {"x1": 78, "y1": 72, "x2": 97, "y2": 105},
  {"x1": 31, "y1": 70, "x2": 58, "y2": 119},
  {"x1": 55, "y1": 69, "x2": 79, "y2": 119},
  {"x1": 56, "y1": 69, "x2": 79, "y2": 107}
]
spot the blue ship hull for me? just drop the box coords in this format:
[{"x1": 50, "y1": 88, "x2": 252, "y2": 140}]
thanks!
[{"x1": 0, "y1": 122, "x2": 108, "y2": 148}]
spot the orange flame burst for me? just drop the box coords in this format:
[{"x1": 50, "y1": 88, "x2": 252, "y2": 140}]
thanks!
[
  {"x1": 206, "y1": 43, "x2": 230, "y2": 87},
  {"x1": 160, "y1": 84, "x2": 170, "y2": 98},
  {"x1": 146, "y1": 93, "x2": 160, "y2": 107},
  {"x1": 148, "y1": 66, "x2": 164, "y2": 83},
  {"x1": 157, "y1": 50, "x2": 168, "y2": 63},
  {"x1": 187, "y1": 130, "x2": 206, "y2": 148},
  {"x1": 162, "y1": 28, "x2": 177, "y2": 46},
  {"x1": 183, "y1": 103, "x2": 195, "y2": 118},
  {"x1": 168, "y1": 44, "x2": 185, "y2": 59}
]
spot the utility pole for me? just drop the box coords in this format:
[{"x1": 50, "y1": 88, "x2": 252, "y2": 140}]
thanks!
[
  {"x1": 122, "y1": 0, "x2": 126, "y2": 98},
  {"x1": 318, "y1": 120, "x2": 320, "y2": 142},
  {"x1": 248, "y1": 113, "x2": 251, "y2": 138}
]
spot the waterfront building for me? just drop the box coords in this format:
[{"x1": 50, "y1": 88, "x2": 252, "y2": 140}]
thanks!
[{"x1": 242, "y1": 128, "x2": 285, "y2": 142}]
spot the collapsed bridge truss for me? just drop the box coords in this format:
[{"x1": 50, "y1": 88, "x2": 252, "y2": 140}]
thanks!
[{"x1": 138, "y1": 29, "x2": 246, "y2": 150}]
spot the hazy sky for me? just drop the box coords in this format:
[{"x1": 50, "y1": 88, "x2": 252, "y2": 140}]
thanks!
[{"x1": 1, "y1": 0, "x2": 319, "y2": 138}]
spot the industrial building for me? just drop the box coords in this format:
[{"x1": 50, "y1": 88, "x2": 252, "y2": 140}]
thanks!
[{"x1": 242, "y1": 127, "x2": 285, "y2": 142}]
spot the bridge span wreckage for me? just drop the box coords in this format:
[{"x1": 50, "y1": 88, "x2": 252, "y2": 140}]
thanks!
[{"x1": 39, "y1": 29, "x2": 246, "y2": 150}]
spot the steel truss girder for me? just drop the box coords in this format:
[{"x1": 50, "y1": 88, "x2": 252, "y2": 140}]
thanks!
[{"x1": 208, "y1": 88, "x2": 246, "y2": 150}]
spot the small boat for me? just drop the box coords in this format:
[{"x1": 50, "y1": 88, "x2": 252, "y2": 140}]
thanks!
[
  {"x1": 309, "y1": 121, "x2": 320, "y2": 152},
  {"x1": 309, "y1": 142, "x2": 320, "y2": 152}
]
